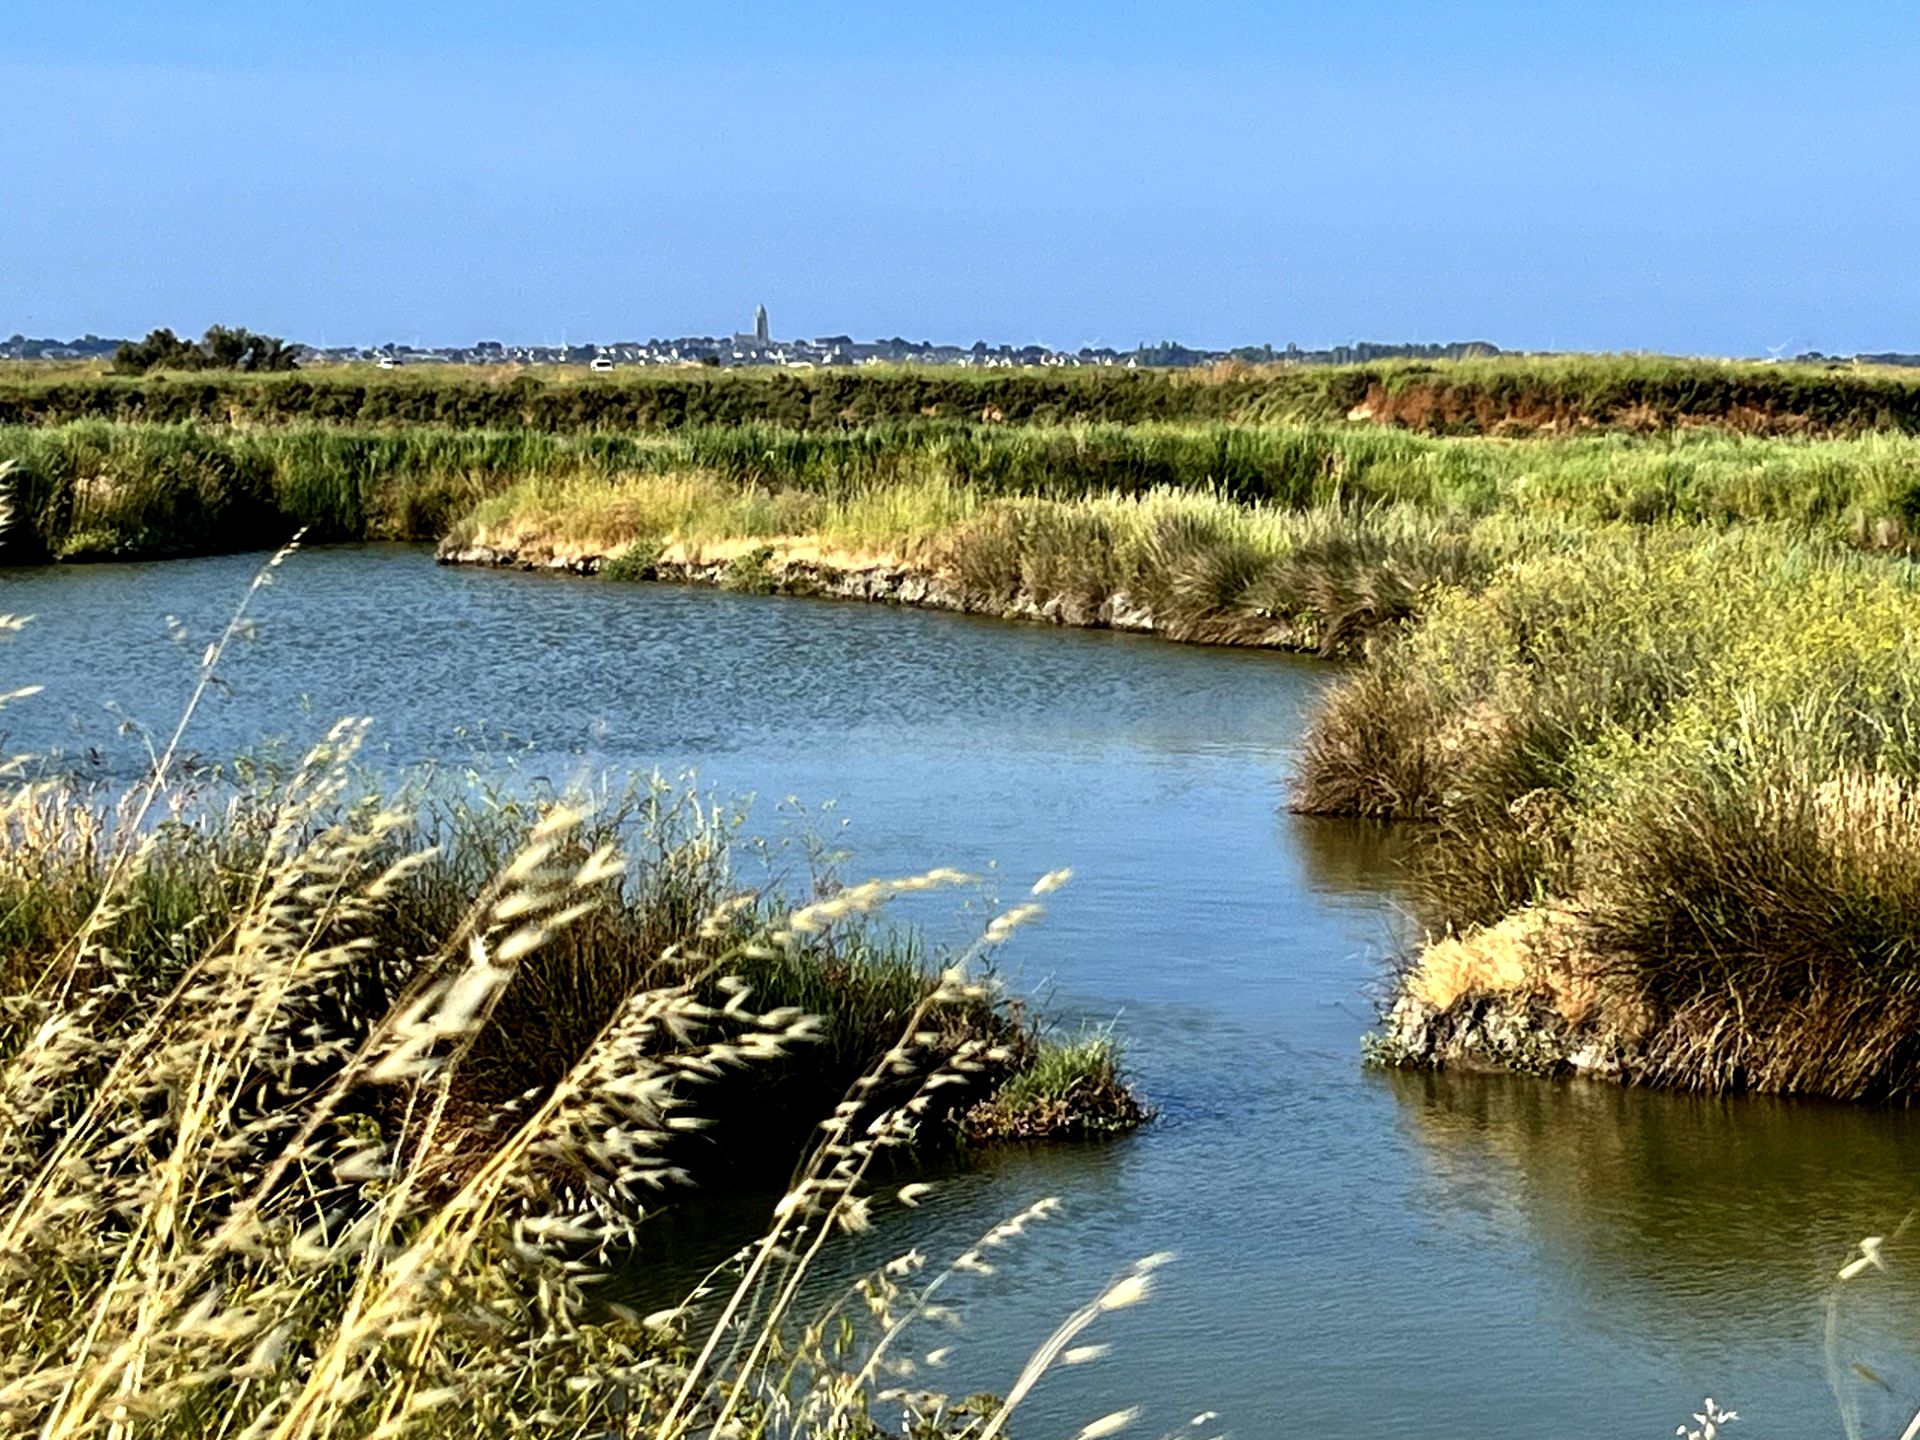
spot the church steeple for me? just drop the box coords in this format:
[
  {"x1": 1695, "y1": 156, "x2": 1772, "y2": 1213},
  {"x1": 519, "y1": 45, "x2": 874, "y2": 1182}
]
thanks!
[{"x1": 754, "y1": 304, "x2": 769, "y2": 345}]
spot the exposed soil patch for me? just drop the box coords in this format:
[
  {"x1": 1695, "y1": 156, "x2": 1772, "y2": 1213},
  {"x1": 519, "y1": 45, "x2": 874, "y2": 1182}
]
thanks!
[{"x1": 1352, "y1": 380, "x2": 1866, "y2": 437}]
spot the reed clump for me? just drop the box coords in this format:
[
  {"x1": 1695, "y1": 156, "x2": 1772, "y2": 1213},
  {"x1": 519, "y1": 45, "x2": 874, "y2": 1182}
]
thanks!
[
  {"x1": 961, "y1": 1035, "x2": 1148, "y2": 1143},
  {"x1": 0, "y1": 765, "x2": 1135, "y2": 1167},
  {"x1": 1302, "y1": 528, "x2": 1920, "y2": 1099}
]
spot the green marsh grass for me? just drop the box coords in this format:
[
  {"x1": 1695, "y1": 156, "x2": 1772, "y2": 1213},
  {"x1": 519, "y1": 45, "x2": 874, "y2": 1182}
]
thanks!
[
  {"x1": 1302, "y1": 528, "x2": 1920, "y2": 1098},
  {"x1": 12, "y1": 418, "x2": 1920, "y2": 563}
]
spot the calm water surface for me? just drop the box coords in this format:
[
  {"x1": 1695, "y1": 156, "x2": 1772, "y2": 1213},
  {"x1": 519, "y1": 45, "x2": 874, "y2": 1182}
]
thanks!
[{"x1": 12, "y1": 544, "x2": 1920, "y2": 1439}]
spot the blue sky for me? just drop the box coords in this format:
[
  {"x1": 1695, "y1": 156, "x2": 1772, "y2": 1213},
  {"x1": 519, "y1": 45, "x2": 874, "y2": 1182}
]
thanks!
[{"x1": 7, "y1": 3, "x2": 1916, "y2": 353}]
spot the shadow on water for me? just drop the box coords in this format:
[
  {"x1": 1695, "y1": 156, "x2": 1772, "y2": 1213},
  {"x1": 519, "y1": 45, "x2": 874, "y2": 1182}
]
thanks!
[
  {"x1": 600, "y1": 1135, "x2": 1146, "y2": 1319},
  {"x1": 1291, "y1": 812, "x2": 1415, "y2": 898}
]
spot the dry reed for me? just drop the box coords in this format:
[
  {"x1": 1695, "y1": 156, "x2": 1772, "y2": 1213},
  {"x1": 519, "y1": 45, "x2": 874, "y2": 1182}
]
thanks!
[{"x1": 0, "y1": 554, "x2": 1166, "y2": 1438}]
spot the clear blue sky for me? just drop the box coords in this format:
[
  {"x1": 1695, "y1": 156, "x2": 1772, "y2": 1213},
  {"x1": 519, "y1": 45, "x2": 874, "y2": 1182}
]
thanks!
[{"x1": 7, "y1": 2, "x2": 1916, "y2": 354}]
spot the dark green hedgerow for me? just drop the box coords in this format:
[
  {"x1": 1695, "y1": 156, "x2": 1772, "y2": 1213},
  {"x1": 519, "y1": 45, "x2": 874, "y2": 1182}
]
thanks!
[
  {"x1": 0, "y1": 365, "x2": 1287, "y2": 431},
  {"x1": 10, "y1": 353, "x2": 1920, "y2": 435}
]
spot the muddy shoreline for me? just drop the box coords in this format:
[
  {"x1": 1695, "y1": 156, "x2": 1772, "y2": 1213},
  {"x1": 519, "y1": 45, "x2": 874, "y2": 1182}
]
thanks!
[{"x1": 435, "y1": 537, "x2": 1326, "y2": 652}]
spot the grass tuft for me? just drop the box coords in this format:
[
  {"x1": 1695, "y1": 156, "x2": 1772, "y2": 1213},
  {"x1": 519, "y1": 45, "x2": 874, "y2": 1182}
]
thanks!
[{"x1": 962, "y1": 1035, "x2": 1150, "y2": 1143}]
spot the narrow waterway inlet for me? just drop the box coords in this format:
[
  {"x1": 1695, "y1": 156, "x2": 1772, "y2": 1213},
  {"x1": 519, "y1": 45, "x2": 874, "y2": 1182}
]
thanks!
[{"x1": 11, "y1": 544, "x2": 1920, "y2": 1440}]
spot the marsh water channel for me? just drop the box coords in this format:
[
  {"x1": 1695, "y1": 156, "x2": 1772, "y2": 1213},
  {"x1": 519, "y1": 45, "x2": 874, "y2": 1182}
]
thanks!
[{"x1": 11, "y1": 543, "x2": 1920, "y2": 1438}]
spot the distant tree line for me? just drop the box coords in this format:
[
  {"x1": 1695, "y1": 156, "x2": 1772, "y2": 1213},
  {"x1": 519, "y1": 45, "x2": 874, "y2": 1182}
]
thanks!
[{"x1": 112, "y1": 326, "x2": 301, "y2": 375}]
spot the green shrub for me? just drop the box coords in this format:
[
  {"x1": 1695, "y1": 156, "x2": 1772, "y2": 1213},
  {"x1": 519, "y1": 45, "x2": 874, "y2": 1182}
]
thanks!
[
  {"x1": 719, "y1": 543, "x2": 779, "y2": 594},
  {"x1": 600, "y1": 538, "x2": 664, "y2": 581}
]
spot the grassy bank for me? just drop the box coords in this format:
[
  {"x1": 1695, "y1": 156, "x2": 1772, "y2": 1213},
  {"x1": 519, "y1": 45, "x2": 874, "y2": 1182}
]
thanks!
[
  {"x1": 0, "y1": 718, "x2": 1155, "y2": 1436},
  {"x1": 10, "y1": 416, "x2": 1920, "y2": 572},
  {"x1": 442, "y1": 471, "x2": 1529, "y2": 653},
  {"x1": 0, "y1": 765, "x2": 1142, "y2": 1160},
  {"x1": 1301, "y1": 528, "x2": 1920, "y2": 1099},
  {"x1": 7, "y1": 353, "x2": 1920, "y2": 435}
]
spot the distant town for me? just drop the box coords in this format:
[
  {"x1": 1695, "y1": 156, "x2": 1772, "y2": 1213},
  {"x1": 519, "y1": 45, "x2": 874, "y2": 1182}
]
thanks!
[{"x1": 3, "y1": 310, "x2": 1916, "y2": 370}]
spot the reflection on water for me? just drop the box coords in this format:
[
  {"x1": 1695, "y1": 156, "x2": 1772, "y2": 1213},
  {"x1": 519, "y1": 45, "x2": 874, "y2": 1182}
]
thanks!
[
  {"x1": 1292, "y1": 813, "x2": 1413, "y2": 896},
  {"x1": 9, "y1": 544, "x2": 1920, "y2": 1438},
  {"x1": 1390, "y1": 1069, "x2": 1915, "y2": 1327},
  {"x1": 1390, "y1": 1069, "x2": 1920, "y2": 1431}
]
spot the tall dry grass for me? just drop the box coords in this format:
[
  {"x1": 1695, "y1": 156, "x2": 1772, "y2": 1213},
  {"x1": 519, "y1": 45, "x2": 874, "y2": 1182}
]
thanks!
[{"x1": 0, "y1": 554, "x2": 1165, "y2": 1438}]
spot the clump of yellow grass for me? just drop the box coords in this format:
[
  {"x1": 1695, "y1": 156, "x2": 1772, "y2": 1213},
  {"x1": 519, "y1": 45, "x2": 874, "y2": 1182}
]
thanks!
[{"x1": 1405, "y1": 904, "x2": 1600, "y2": 1026}]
